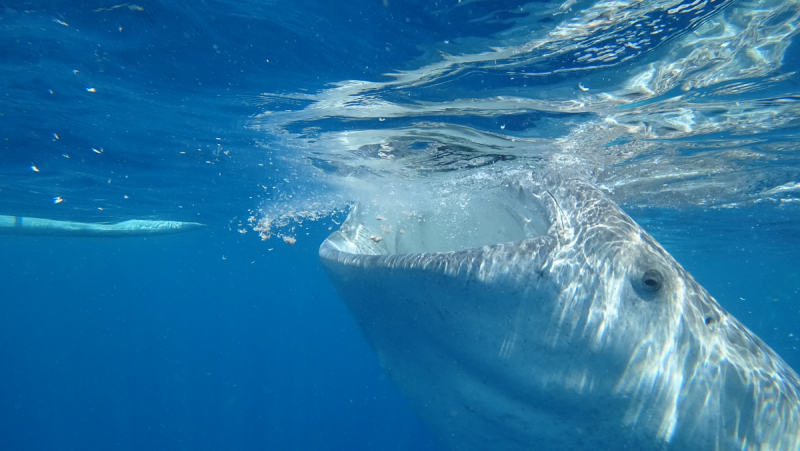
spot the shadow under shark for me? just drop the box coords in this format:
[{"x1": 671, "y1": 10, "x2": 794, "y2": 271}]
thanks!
[{"x1": 320, "y1": 171, "x2": 800, "y2": 450}]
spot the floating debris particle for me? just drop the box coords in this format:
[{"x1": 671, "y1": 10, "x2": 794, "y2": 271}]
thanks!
[
  {"x1": 53, "y1": 197, "x2": 63, "y2": 204},
  {"x1": 86, "y1": 87, "x2": 96, "y2": 92},
  {"x1": 30, "y1": 165, "x2": 39, "y2": 172},
  {"x1": 94, "y1": 4, "x2": 144, "y2": 12},
  {"x1": 283, "y1": 236, "x2": 297, "y2": 245},
  {"x1": 254, "y1": 217, "x2": 272, "y2": 240},
  {"x1": 370, "y1": 235, "x2": 383, "y2": 243}
]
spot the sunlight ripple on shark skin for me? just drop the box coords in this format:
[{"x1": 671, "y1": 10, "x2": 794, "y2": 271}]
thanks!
[{"x1": 319, "y1": 170, "x2": 800, "y2": 450}]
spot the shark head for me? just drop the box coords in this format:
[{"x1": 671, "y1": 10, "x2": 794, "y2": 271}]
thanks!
[{"x1": 320, "y1": 171, "x2": 800, "y2": 451}]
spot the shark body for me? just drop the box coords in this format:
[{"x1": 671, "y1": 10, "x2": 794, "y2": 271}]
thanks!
[{"x1": 320, "y1": 172, "x2": 800, "y2": 450}]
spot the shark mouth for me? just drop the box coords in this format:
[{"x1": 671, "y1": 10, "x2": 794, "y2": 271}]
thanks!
[{"x1": 321, "y1": 174, "x2": 558, "y2": 258}]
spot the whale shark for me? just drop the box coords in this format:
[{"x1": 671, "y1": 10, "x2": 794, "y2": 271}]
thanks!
[
  {"x1": 0, "y1": 215, "x2": 205, "y2": 237},
  {"x1": 319, "y1": 171, "x2": 800, "y2": 450}
]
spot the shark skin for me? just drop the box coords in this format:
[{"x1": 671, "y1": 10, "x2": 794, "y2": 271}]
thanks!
[{"x1": 319, "y1": 172, "x2": 800, "y2": 451}]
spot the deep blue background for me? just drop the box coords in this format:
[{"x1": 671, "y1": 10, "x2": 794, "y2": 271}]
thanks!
[{"x1": 0, "y1": 225, "x2": 438, "y2": 451}]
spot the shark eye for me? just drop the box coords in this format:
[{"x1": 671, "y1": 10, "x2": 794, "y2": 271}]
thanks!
[{"x1": 641, "y1": 269, "x2": 663, "y2": 293}]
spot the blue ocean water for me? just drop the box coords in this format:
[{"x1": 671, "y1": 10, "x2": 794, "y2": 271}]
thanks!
[{"x1": 1, "y1": 1, "x2": 799, "y2": 450}]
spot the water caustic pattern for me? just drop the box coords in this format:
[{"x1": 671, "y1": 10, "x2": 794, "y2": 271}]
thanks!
[{"x1": 251, "y1": 0, "x2": 800, "y2": 239}]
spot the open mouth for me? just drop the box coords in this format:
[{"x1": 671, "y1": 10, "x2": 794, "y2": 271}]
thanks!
[{"x1": 324, "y1": 180, "x2": 556, "y2": 256}]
